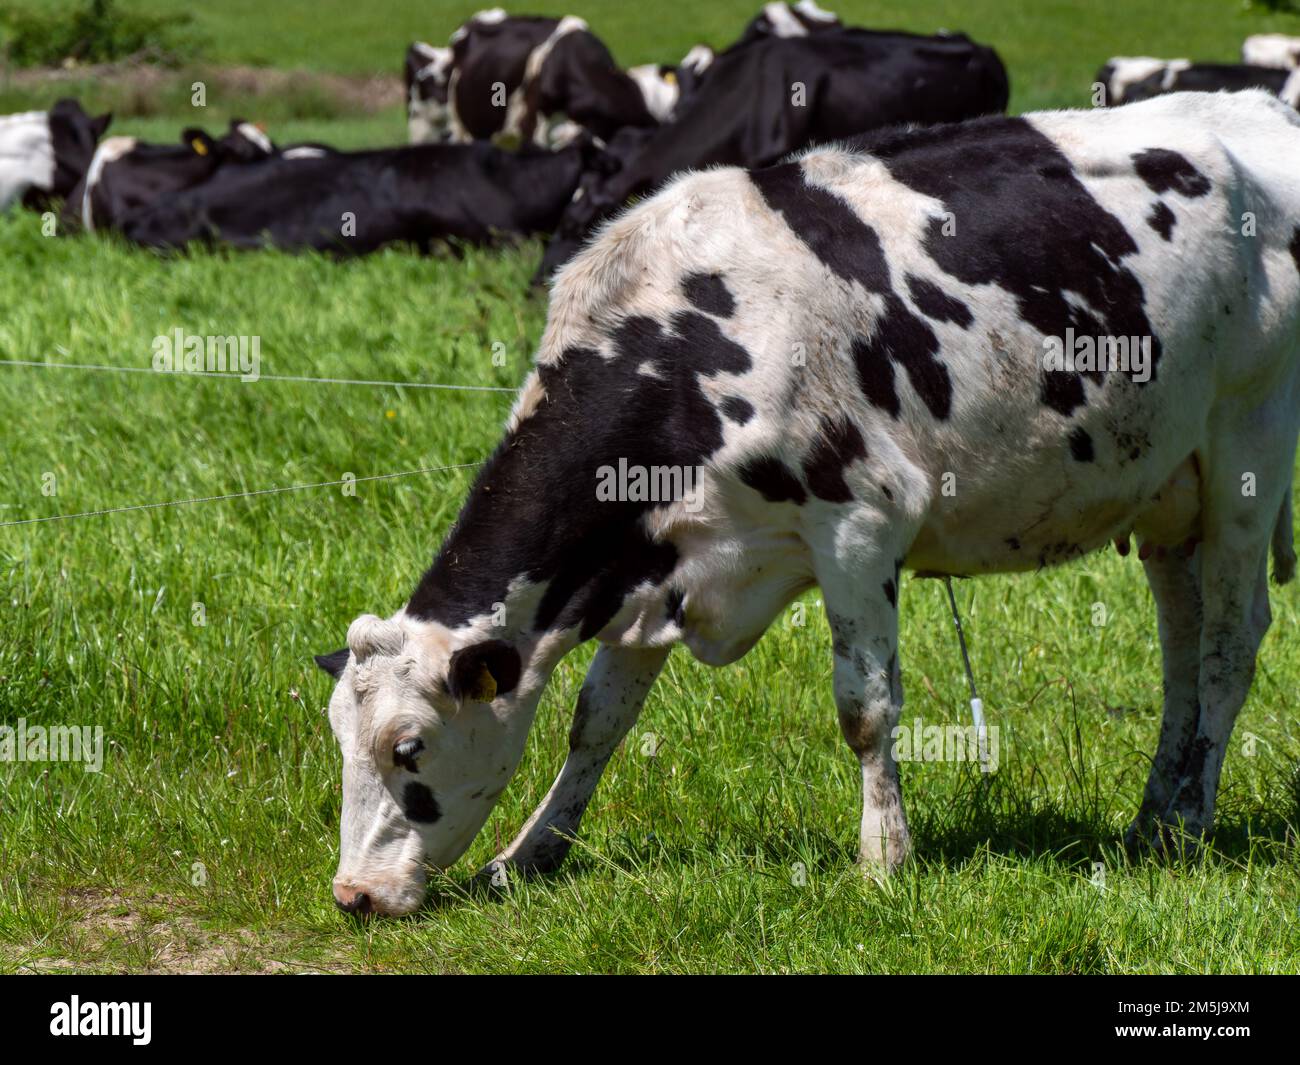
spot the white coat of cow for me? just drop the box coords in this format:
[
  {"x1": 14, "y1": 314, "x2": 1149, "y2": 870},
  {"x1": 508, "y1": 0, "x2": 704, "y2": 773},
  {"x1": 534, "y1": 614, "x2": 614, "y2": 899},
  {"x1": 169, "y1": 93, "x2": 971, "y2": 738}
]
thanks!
[
  {"x1": 318, "y1": 91, "x2": 1300, "y2": 916},
  {"x1": 1242, "y1": 32, "x2": 1300, "y2": 69}
]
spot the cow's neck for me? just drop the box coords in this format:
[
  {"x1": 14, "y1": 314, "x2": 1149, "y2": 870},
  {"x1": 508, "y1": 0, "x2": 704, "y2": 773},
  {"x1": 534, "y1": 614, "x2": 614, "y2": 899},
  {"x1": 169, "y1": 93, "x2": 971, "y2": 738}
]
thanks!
[{"x1": 405, "y1": 360, "x2": 685, "y2": 645}]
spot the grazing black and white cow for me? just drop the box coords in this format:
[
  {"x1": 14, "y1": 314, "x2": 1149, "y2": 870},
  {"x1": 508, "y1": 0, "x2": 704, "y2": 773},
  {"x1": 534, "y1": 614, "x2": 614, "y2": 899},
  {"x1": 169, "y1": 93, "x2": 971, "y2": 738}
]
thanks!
[
  {"x1": 408, "y1": 9, "x2": 679, "y2": 146},
  {"x1": 1098, "y1": 58, "x2": 1291, "y2": 105},
  {"x1": 1242, "y1": 33, "x2": 1300, "y2": 69},
  {"x1": 443, "y1": 9, "x2": 559, "y2": 142},
  {"x1": 122, "y1": 140, "x2": 601, "y2": 255},
  {"x1": 65, "y1": 121, "x2": 277, "y2": 233},
  {"x1": 503, "y1": 16, "x2": 658, "y2": 147},
  {"x1": 316, "y1": 90, "x2": 1300, "y2": 917},
  {"x1": 538, "y1": 28, "x2": 1010, "y2": 280},
  {"x1": 405, "y1": 41, "x2": 456, "y2": 144},
  {"x1": 0, "y1": 99, "x2": 111, "y2": 212}
]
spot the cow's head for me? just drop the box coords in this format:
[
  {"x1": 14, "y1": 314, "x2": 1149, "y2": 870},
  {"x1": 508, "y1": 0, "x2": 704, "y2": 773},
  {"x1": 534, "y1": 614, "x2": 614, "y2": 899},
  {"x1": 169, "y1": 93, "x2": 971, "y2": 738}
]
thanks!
[
  {"x1": 316, "y1": 612, "x2": 529, "y2": 916},
  {"x1": 405, "y1": 41, "x2": 455, "y2": 143},
  {"x1": 217, "y1": 119, "x2": 275, "y2": 162},
  {"x1": 625, "y1": 63, "x2": 681, "y2": 124},
  {"x1": 21, "y1": 98, "x2": 112, "y2": 210}
]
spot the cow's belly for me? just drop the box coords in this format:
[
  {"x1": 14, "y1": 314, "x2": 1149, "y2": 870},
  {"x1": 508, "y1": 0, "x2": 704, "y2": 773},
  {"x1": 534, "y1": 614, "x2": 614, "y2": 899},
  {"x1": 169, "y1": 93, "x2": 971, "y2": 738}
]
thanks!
[{"x1": 905, "y1": 451, "x2": 1203, "y2": 576}]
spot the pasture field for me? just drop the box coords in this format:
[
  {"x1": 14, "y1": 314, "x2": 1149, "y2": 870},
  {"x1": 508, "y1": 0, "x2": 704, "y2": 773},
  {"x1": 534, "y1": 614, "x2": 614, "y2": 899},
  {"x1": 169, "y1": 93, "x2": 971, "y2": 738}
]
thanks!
[{"x1": 1, "y1": 0, "x2": 1299, "y2": 974}]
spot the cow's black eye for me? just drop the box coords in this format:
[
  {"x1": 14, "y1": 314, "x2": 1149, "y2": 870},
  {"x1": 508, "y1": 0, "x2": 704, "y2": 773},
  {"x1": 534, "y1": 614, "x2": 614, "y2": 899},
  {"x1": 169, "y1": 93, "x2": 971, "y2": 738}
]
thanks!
[{"x1": 394, "y1": 737, "x2": 424, "y2": 772}]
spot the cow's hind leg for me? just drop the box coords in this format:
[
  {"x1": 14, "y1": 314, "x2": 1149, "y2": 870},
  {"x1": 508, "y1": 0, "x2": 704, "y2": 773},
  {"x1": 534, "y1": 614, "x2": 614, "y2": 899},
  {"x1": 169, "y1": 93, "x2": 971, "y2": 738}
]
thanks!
[
  {"x1": 1125, "y1": 549, "x2": 1204, "y2": 853},
  {"x1": 1157, "y1": 535, "x2": 1272, "y2": 848},
  {"x1": 485, "y1": 643, "x2": 669, "y2": 877},
  {"x1": 814, "y1": 542, "x2": 911, "y2": 872},
  {"x1": 1145, "y1": 436, "x2": 1289, "y2": 851}
]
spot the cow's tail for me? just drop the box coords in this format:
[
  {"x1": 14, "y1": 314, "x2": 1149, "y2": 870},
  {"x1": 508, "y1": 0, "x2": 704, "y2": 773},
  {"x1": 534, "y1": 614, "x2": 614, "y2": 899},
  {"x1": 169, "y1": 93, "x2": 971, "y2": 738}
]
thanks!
[{"x1": 1272, "y1": 485, "x2": 1296, "y2": 584}]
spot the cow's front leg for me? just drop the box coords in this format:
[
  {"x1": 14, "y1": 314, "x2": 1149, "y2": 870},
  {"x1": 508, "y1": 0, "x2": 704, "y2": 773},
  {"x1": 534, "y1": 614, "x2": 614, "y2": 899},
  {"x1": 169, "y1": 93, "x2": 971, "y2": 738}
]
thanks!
[
  {"x1": 486, "y1": 643, "x2": 670, "y2": 876},
  {"x1": 818, "y1": 557, "x2": 910, "y2": 872}
]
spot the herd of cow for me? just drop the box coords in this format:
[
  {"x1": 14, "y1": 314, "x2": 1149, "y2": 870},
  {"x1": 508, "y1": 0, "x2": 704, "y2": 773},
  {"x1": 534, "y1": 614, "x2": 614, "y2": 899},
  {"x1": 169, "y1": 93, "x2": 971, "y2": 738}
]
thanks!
[
  {"x1": 0, "y1": 3, "x2": 1012, "y2": 278},
  {"x1": 7, "y1": 5, "x2": 1300, "y2": 914},
  {"x1": 5, "y1": 4, "x2": 1300, "y2": 285}
]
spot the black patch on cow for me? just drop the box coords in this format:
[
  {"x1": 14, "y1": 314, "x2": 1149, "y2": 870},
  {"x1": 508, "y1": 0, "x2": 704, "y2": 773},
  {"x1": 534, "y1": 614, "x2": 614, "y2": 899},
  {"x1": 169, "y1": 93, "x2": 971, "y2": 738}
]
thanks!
[
  {"x1": 739, "y1": 456, "x2": 807, "y2": 504},
  {"x1": 882, "y1": 579, "x2": 897, "y2": 607},
  {"x1": 906, "y1": 273, "x2": 973, "y2": 327},
  {"x1": 849, "y1": 116, "x2": 1161, "y2": 416},
  {"x1": 682, "y1": 272, "x2": 736, "y2": 317},
  {"x1": 751, "y1": 162, "x2": 952, "y2": 420},
  {"x1": 1290, "y1": 227, "x2": 1300, "y2": 275},
  {"x1": 407, "y1": 310, "x2": 751, "y2": 636},
  {"x1": 719, "y1": 394, "x2": 754, "y2": 424},
  {"x1": 850, "y1": 335, "x2": 900, "y2": 417},
  {"x1": 1132, "y1": 149, "x2": 1211, "y2": 199},
  {"x1": 1005, "y1": 536, "x2": 1021, "y2": 550},
  {"x1": 403, "y1": 782, "x2": 442, "y2": 823},
  {"x1": 666, "y1": 586, "x2": 686, "y2": 626},
  {"x1": 1147, "y1": 201, "x2": 1176, "y2": 241},
  {"x1": 448, "y1": 639, "x2": 522, "y2": 700},
  {"x1": 314, "y1": 648, "x2": 349, "y2": 679},
  {"x1": 802, "y1": 417, "x2": 867, "y2": 503},
  {"x1": 1068, "y1": 427, "x2": 1095, "y2": 462}
]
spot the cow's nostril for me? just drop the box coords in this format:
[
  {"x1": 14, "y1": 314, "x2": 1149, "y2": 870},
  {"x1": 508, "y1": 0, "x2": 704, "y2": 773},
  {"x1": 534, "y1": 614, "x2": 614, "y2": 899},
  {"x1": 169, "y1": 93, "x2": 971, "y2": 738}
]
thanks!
[{"x1": 334, "y1": 888, "x2": 373, "y2": 917}]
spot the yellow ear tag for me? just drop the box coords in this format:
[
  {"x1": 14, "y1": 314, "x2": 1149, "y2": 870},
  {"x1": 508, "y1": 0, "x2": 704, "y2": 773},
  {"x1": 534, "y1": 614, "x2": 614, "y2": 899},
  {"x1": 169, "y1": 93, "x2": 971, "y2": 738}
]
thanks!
[
  {"x1": 191, "y1": 138, "x2": 208, "y2": 156},
  {"x1": 468, "y1": 663, "x2": 497, "y2": 703},
  {"x1": 664, "y1": 70, "x2": 677, "y2": 85}
]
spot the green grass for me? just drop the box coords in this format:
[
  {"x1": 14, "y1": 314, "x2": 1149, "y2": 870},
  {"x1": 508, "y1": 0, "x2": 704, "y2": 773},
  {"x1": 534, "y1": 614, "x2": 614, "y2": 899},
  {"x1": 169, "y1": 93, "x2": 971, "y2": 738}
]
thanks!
[{"x1": 1, "y1": 0, "x2": 1300, "y2": 973}]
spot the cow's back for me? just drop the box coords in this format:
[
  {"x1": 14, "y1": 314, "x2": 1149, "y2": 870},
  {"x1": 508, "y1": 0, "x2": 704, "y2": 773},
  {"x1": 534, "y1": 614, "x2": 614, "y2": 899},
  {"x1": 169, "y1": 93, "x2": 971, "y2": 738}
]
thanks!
[{"x1": 544, "y1": 92, "x2": 1300, "y2": 579}]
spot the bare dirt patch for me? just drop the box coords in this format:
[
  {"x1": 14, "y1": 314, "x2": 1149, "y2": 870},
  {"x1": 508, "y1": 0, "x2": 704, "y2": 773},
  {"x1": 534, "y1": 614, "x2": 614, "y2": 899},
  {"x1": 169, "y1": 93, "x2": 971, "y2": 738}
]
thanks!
[
  {"x1": 3, "y1": 59, "x2": 402, "y2": 115},
  {"x1": 8, "y1": 889, "x2": 347, "y2": 974}
]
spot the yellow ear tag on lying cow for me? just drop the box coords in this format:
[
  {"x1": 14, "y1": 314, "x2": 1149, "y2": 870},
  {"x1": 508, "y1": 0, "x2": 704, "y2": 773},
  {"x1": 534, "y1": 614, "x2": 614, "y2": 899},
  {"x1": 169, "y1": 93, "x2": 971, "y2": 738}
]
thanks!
[
  {"x1": 664, "y1": 70, "x2": 677, "y2": 84},
  {"x1": 468, "y1": 663, "x2": 497, "y2": 703},
  {"x1": 191, "y1": 138, "x2": 208, "y2": 156}
]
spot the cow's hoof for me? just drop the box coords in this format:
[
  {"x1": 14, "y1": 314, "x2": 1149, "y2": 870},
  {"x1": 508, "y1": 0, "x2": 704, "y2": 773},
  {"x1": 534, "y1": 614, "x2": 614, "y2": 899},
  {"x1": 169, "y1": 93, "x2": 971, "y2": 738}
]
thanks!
[
  {"x1": 472, "y1": 848, "x2": 568, "y2": 891},
  {"x1": 1123, "y1": 816, "x2": 1206, "y2": 861},
  {"x1": 857, "y1": 836, "x2": 911, "y2": 878}
]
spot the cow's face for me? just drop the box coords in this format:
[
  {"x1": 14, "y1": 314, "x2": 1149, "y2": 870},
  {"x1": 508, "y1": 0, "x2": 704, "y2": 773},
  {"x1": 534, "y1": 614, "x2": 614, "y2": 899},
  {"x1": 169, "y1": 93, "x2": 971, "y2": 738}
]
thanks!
[
  {"x1": 406, "y1": 43, "x2": 455, "y2": 143},
  {"x1": 316, "y1": 614, "x2": 526, "y2": 916},
  {"x1": 626, "y1": 63, "x2": 680, "y2": 123}
]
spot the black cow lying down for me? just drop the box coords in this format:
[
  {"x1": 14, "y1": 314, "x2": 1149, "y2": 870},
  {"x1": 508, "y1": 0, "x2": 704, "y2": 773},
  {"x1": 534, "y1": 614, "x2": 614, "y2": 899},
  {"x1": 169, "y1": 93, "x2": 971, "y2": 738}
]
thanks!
[
  {"x1": 537, "y1": 28, "x2": 1009, "y2": 279},
  {"x1": 64, "y1": 120, "x2": 288, "y2": 234},
  {"x1": 122, "y1": 140, "x2": 602, "y2": 255}
]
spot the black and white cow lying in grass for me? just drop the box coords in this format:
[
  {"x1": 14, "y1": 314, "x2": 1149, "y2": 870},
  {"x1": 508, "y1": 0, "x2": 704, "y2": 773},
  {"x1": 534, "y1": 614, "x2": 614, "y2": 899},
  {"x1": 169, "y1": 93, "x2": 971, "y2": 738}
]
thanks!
[
  {"x1": 0, "y1": 99, "x2": 110, "y2": 212},
  {"x1": 122, "y1": 139, "x2": 603, "y2": 255},
  {"x1": 65, "y1": 121, "x2": 282, "y2": 234},
  {"x1": 317, "y1": 90, "x2": 1300, "y2": 916},
  {"x1": 1095, "y1": 56, "x2": 1299, "y2": 106}
]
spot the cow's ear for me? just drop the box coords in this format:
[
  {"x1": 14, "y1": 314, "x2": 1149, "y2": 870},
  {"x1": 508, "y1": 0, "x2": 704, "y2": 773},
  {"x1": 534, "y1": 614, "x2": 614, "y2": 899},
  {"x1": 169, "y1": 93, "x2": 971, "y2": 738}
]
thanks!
[
  {"x1": 314, "y1": 648, "x2": 350, "y2": 680},
  {"x1": 181, "y1": 128, "x2": 216, "y2": 157},
  {"x1": 92, "y1": 112, "x2": 112, "y2": 140},
  {"x1": 447, "y1": 640, "x2": 521, "y2": 703}
]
